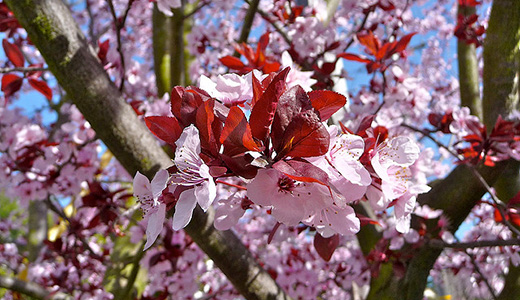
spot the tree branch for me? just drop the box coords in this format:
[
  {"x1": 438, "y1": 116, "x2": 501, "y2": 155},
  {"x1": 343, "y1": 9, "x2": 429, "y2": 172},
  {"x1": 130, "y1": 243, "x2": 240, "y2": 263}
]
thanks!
[
  {"x1": 483, "y1": 0, "x2": 520, "y2": 128},
  {"x1": 152, "y1": 3, "x2": 172, "y2": 96},
  {"x1": 5, "y1": 1, "x2": 290, "y2": 299},
  {"x1": 0, "y1": 66, "x2": 48, "y2": 73},
  {"x1": 0, "y1": 274, "x2": 71, "y2": 300},
  {"x1": 428, "y1": 238, "x2": 520, "y2": 249},
  {"x1": 457, "y1": 4, "x2": 482, "y2": 119}
]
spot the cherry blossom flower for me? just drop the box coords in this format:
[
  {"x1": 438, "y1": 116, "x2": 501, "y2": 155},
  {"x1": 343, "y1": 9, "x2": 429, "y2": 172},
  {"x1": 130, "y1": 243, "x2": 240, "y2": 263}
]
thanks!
[
  {"x1": 171, "y1": 125, "x2": 216, "y2": 230},
  {"x1": 214, "y1": 192, "x2": 247, "y2": 230},
  {"x1": 199, "y1": 73, "x2": 253, "y2": 106},
  {"x1": 133, "y1": 169, "x2": 170, "y2": 250},
  {"x1": 247, "y1": 168, "x2": 330, "y2": 226},
  {"x1": 309, "y1": 125, "x2": 371, "y2": 203},
  {"x1": 368, "y1": 136, "x2": 420, "y2": 210}
]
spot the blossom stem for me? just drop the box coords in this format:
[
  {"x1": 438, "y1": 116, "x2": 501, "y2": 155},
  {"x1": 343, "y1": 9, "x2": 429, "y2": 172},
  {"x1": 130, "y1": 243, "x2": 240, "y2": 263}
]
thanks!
[{"x1": 216, "y1": 179, "x2": 247, "y2": 190}]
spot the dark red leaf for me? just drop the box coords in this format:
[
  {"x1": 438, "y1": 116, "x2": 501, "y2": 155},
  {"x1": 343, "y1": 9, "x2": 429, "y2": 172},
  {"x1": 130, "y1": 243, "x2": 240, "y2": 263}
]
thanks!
[
  {"x1": 258, "y1": 32, "x2": 270, "y2": 51},
  {"x1": 337, "y1": 52, "x2": 372, "y2": 63},
  {"x1": 508, "y1": 190, "x2": 520, "y2": 207},
  {"x1": 272, "y1": 159, "x2": 330, "y2": 187},
  {"x1": 308, "y1": 90, "x2": 346, "y2": 121},
  {"x1": 220, "y1": 153, "x2": 258, "y2": 179},
  {"x1": 276, "y1": 110, "x2": 330, "y2": 159},
  {"x1": 393, "y1": 32, "x2": 417, "y2": 54},
  {"x1": 144, "y1": 116, "x2": 182, "y2": 146},
  {"x1": 171, "y1": 87, "x2": 204, "y2": 126},
  {"x1": 2, "y1": 39, "x2": 24, "y2": 67},
  {"x1": 251, "y1": 72, "x2": 264, "y2": 107},
  {"x1": 356, "y1": 115, "x2": 375, "y2": 135},
  {"x1": 97, "y1": 39, "x2": 110, "y2": 63},
  {"x1": 196, "y1": 99, "x2": 220, "y2": 157},
  {"x1": 313, "y1": 233, "x2": 339, "y2": 261},
  {"x1": 1, "y1": 73, "x2": 23, "y2": 98},
  {"x1": 219, "y1": 56, "x2": 246, "y2": 70},
  {"x1": 220, "y1": 106, "x2": 261, "y2": 157},
  {"x1": 28, "y1": 78, "x2": 52, "y2": 101},
  {"x1": 250, "y1": 67, "x2": 290, "y2": 144},
  {"x1": 271, "y1": 85, "x2": 313, "y2": 152}
]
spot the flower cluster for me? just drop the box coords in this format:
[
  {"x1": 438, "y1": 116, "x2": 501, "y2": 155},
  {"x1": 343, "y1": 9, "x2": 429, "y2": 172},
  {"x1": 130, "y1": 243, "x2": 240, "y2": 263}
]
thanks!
[{"x1": 134, "y1": 67, "x2": 427, "y2": 256}]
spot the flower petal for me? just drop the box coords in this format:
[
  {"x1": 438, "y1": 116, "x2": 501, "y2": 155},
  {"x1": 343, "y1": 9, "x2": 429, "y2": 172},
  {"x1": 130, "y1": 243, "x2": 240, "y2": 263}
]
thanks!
[
  {"x1": 172, "y1": 189, "x2": 198, "y2": 230},
  {"x1": 151, "y1": 169, "x2": 169, "y2": 200},
  {"x1": 144, "y1": 203, "x2": 166, "y2": 250},
  {"x1": 133, "y1": 171, "x2": 152, "y2": 199}
]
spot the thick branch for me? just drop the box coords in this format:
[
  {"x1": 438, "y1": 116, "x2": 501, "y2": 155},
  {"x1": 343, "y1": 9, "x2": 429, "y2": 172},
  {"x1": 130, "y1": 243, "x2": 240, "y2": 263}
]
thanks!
[
  {"x1": 0, "y1": 274, "x2": 71, "y2": 300},
  {"x1": 152, "y1": 4, "x2": 172, "y2": 96},
  {"x1": 5, "y1": 1, "x2": 290, "y2": 299},
  {"x1": 457, "y1": 5, "x2": 482, "y2": 119},
  {"x1": 482, "y1": 0, "x2": 520, "y2": 128}
]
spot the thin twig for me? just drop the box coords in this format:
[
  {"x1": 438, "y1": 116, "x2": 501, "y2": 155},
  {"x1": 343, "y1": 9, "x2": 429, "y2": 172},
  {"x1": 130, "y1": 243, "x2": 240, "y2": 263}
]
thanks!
[
  {"x1": 44, "y1": 197, "x2": 104, "y2": 260},
  {"x1": 106, "y1": 0, "x2": 135, "y2": 92},
  {"x1": 429, "y1": 238, "x2": 520, "y2": 249},
  {"x1": 0, "y1": 66, "x2": 47, "y2": 74},
  {"x1": 464, "y1": 248, "x2": 499, "y2": 300}
]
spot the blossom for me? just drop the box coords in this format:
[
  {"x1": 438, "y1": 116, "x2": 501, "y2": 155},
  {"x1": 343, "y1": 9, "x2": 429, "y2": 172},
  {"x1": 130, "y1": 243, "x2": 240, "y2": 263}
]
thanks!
[
  {"x1": 156, "y1": 0, "x2": 181, "y2": 17},
  {"x1": 308, "y1": 125, "x2": 371, "y2": 203},
  {"x1": 133, "y1": 169, "x2": 170, "y2": 250},
  {"x1": 368, "y1": 136, "x2": 420, "y2": 210},
  {"x1": 247, "y1": 168, "x2": 330, "y2": 226},
  {"x1": 303, "y1": 202, "x2": 360, "y2": 238},
  {"x1": 171, "y1": 125, "x2": 216, "y2": 230},
  {"x1": 199, "y1": 73, "x2": 253, "y2": 106},
  {"x1": 214, "y1": 193, "x2": 247, "y2": 230}
]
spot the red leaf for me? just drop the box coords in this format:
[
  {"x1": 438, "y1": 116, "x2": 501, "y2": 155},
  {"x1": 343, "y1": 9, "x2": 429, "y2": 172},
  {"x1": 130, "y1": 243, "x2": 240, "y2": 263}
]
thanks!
[
  {"x1": 171, "y1": 87, "x2": 204, "y2": 126},
  {"x1": 220, "y1": 106, "x2": 261, "y2": 157},
  {"x1": 272, "y1": 159, "x2": 330, "y2": 187},
  {"x1": 250, "y1": 67, "x2": 290, "y2": 144},
  {"x1": 97, "y1": 39, "x2": 110, "y2": 63},
  {"x1": 144, "y1": 116, "x2": 182, "y2": 146},
  {"x1": 508, "y1": 190, "x2": 520, "y2": 207},
  {"x1": 271, "y1": 85, "x2": 313, "y2": 152},
  {"x1": 258, "y1": 32, "x2": 270, "y2": 52},
  {"x1": 308, "y1": 90, "x2": 346, "y2": 121},
  {"x1": 337, "y1": 52, "x2": 372, "y2": 63},
  {"x1": 220, "y1": 153, "x2": 258, "y2": 179},
  {"x1": 357, "y1": 31, "x2": 380, "y2": 56},
  {"x1": 251, "y1": 72, "x2": 264, "y2": 107},
  {"x1": 313, "y1": 233, "x2": 339, "y2": 261},
  {"x1": 393, "y1": 32, "x2": 417, "y2": 54},
  {"x1": 276, "y1": 110, "x2": 330, "y2": 159},
  {"x1": 196, "y1": 99, "x2": 220, "y2": 157},
  {"x1": 219, "y1": 56, "x2": 246, "y2": 70},
  {"x1": 2, "y1": 39, "x2": 24, "y2": 67},
  {"x1": 356, "y1": 115, "x2": 375, "y2": 135},
  {"x1": 28, "y1": 78, "x2": 52, "y2": 101},
  {"x1": 1, "y1": 73, "x2": 23, "y2": 98}
]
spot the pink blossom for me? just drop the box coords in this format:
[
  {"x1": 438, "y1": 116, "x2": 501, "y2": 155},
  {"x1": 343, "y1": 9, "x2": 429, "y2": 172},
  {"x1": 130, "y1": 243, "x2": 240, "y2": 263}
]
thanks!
[
  {"x1": 133, "y1": 169, "x2": 170, "y2": 250},
  {"x1": 171, "y1": 125, "x2": 216, "y2": 230},
  {"x1": 214, "y1": 192, "x2": 247, "y2": 230},
  {"x1": 156, "y1": 0, "x2": 181, "y2": 17},
  {"x1": 199, "y1": 73, "x2": 253, "y2": 106},
  {"x1": 247, "y1": 168, "x2": 329, "y2": 226},
  {"x1": 368, "y1": 136, "x2": 420, "y2": 210},
  {"x1": 303, "y1": 203, "x2": 360, "y2": 237}
]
